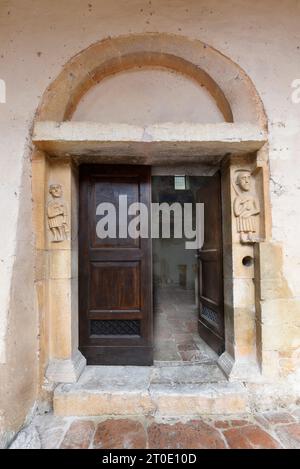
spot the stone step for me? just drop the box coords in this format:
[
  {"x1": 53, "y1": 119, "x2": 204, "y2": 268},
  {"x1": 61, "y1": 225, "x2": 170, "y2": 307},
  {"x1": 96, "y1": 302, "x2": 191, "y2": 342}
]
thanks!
[{"x1": 54, "y1": 365, "x2": 249, "y2": 417}]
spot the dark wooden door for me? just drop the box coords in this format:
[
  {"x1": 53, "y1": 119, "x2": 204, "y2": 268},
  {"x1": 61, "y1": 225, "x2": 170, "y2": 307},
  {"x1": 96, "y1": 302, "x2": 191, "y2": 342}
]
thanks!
[
  {"x1": 79, "y1": 165, "x2": 153, "y2": 365},
  {"x1": 197, "y1": 173, "x2": 225, "y2": 355}
]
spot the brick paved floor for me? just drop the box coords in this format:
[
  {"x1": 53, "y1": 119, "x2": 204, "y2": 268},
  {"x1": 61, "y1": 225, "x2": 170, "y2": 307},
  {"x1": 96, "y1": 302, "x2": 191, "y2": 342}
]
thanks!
[{"x1": 12, "y1": 408, "x2": 300, "y2": 449}]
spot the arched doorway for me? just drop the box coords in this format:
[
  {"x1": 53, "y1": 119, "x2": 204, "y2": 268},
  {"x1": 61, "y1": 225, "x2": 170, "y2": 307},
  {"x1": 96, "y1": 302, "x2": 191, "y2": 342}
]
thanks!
[{"x1": 32, "y1": 33, "x2": 270, "y2": 384}]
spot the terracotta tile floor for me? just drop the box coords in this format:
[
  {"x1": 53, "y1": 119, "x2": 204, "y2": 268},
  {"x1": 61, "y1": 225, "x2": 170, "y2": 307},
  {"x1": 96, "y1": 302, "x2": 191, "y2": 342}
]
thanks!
[
  {"x1": 13, "y1": 408, "x2": 300, "y2": 449},
  {"x1": 153, "y1": 286, "x2": 217, "y2": 364},
  {"x1": 10, "y1": 287, "x2": 300, "y2": 449}
]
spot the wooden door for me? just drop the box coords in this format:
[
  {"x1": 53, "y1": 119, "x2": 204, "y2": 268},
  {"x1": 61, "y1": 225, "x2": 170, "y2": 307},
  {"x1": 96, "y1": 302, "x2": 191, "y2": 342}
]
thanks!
[
  {"x1": 197, "y1": 173, "x2": 225, "y2": 355},
  {"x1": 79, "y1": 165, "x2": 153, "y2": 365}
]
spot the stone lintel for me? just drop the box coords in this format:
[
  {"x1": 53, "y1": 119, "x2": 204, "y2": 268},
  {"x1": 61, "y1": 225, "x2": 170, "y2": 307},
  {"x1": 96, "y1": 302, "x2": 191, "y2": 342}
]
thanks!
[{"x1": 33, "y1": 122, "x2": 267, "y2": 163}]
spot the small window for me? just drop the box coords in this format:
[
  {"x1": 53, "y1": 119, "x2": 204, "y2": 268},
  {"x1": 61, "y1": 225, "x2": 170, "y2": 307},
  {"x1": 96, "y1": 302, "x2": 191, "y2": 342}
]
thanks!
[{"x1": 174, "y1": 175, "x2": 186, "y2": 190}]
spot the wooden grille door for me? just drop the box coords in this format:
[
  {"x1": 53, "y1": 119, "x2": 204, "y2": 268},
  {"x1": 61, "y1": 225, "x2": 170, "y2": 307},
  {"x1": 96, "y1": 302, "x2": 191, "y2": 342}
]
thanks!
[
  {"x1": 79, "y1": 165, "x2": 153, "y2": 365},
  {"x1": 197, "y1": 173, "x2": 225, "y2": 355}
]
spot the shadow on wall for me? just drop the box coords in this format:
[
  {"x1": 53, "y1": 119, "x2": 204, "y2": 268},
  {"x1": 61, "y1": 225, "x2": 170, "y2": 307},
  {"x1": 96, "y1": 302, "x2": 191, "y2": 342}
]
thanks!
[{"x1": 0, "y1": 150, "x2": 38, "y2": 448}]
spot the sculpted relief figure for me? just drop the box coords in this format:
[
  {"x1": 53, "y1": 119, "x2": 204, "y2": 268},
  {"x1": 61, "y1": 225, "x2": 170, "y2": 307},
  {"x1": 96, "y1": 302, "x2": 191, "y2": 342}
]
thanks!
[
  {"x1": 47, "y1": 184, "x2": 69, "y2": 242},
  {"x1": 233, "y1": 170, "x2": 260, "y2": 243}
]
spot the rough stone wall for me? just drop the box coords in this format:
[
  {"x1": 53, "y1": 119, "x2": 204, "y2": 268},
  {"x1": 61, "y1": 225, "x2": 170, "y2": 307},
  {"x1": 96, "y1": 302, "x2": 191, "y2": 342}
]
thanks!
[{"x1": 0, "y1": 0, "x2": 299, "y2": 446}]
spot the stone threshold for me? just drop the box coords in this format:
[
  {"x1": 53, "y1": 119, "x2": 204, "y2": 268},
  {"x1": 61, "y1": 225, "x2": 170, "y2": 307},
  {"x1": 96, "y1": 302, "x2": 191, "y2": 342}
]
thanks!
[{"x1": 54, "y1": 364, "x2": 248, "y2": 417}]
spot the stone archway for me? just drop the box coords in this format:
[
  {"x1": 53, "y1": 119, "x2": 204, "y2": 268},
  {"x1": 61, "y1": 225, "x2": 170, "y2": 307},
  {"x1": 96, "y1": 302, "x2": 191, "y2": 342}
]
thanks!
[
  {"x1": 32, "y1": 33, "x2": 274, "y2": 390},
  {"x1": 36, "y1": 33, "x2": 266, "y2": 127}
]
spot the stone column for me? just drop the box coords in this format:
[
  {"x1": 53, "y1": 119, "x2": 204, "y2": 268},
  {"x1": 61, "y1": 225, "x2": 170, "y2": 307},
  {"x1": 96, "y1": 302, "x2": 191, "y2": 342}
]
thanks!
[
  {"x1": 45, "y1": 159, "x2": 85, "y2": 383},
  {"x1": 218, "y1": 157, "x2": 262, "y2": 380}
]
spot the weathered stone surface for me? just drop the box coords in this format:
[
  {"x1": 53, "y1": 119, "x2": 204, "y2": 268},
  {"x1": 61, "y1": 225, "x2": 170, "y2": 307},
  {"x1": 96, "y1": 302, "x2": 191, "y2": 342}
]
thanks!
[
  {"x1": 33, "y1": 122, "x2": 266, "y2": 161},
  {"x1": 33, "y1": 414, "x2": 69, "y2": 449},
  {"x1": 41, "y1": 428, "x2": 66, "y2": 449},
  {"x1": 60, "y1": 420, "x2": 95, "y2": 449},
  {"x1": 179, "y1": 350, "x2": 211, "y2": 362},
  {"x1": 54, "y1": 364, "x2": 247, "y2": 417},
  {"x1": 9, "y1": 426, "x2": 41, "y2": 449},
  {"x1": 93, "y1": 419, "x2": 147, "y2": 449},
  {"x1": 151, "y1": 382, "x2": 248, "y2": 416},
  {"x1": 151, "y1": 364, "x2": 226, "y2": 385},
  {"x1": 213, "y1": 419, "x2": 250, "y2": 429},
  {"x1": 259, "y1": 411, "x2": 296, "y2": 426},
  {"x1": 223, "y1": 425, "x2": 281, "y2": 449},
  {"x1": 275, "y1": 424, "x2": 300, "y2": 449},
  {"x1": 54, "y1": 366, "x2": 155, "y2": 416},
  {"x1": 148, "y1": 420, "x2": 225, "y2": 449},
  {"x1": 54, "y1": 391, "x2": 154, "y2": 417},
  {"x1": 10, "y1": 407, "x2": 300, "y2": 449},
  {"x1": 292, "y1": 408, "x2": 300, "y2": 422}
]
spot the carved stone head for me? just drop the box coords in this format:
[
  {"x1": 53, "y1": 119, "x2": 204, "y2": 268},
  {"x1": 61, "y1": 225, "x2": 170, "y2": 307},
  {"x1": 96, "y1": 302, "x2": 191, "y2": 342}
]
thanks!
[
  {"x1": 236, "y1": 171, "x2": 251, "y2": 192},
  {"x1": 49, "y1": 183, "x2": 62, "y2": 198}
]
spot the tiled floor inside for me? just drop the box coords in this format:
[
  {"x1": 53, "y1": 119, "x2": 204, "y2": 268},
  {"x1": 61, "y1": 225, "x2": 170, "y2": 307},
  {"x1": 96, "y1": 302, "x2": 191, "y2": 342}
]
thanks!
[{"x1": 153, "y1": 286, "x2": 217, "y2": 364}]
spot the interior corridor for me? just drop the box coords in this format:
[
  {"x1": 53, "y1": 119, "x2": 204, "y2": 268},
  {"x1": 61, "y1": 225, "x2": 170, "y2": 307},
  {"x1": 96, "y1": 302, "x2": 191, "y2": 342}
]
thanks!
[{"x1": 153, "y1": 286, "x2": 218, "y2": 364}]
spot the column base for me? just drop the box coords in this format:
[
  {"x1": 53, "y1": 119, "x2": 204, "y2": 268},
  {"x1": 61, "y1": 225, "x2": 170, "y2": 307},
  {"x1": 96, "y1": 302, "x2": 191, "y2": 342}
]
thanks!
[
  {"x1": 46, "y1": 350, "x2": 86, "y2": 383},
  {"x1": 218, "y1": 351, "x2": 262, "y2": 382}
]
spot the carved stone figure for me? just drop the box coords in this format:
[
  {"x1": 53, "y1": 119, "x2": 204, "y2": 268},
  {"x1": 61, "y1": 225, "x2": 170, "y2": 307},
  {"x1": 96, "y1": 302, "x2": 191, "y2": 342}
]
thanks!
[
  {"x1": 233, "y1": 170, "x2": 260, "y2": 243},
  {"x1": 47, "y1": 184, "x2": 69, "y2": 242}
]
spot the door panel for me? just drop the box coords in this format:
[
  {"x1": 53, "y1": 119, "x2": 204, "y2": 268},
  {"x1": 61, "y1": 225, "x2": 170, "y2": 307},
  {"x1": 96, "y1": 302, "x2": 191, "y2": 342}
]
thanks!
[
  {"x1": 90, "y1": 179, "x2": 140, "y2": 248},
  {"x1": 79, "y1": 165, "x2": 153, "y2": 365},
  {"x1": 89, "y1": 261, "x2": 141, "y2": 310},
  {"x1": 197, "y1": 173, "x2": 225, "y2": 355}
]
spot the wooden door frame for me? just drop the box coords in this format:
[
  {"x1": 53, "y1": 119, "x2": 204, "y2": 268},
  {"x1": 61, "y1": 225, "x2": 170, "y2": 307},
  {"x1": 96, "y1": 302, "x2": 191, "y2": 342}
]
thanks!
[{"x1": 197, "y1": 172, "x2": 225, "y2": 356}]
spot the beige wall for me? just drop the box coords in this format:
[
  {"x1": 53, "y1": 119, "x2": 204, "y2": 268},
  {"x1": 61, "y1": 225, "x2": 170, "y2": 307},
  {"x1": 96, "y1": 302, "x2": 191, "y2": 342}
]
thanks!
[{"x1": 0, "y1": 0, "x2": 300, "y2": 446}]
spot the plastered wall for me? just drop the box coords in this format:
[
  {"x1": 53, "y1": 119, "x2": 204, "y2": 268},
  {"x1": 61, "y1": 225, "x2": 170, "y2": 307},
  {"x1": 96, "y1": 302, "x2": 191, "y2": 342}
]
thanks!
[{"x1": 0, "y1": 0, "x2": 300, "y2": 446}]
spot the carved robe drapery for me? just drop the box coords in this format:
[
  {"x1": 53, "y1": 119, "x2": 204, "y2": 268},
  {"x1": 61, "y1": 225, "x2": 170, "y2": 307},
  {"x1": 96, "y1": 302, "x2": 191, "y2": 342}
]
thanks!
[
  {"x1": 47, "y1": 202, "x2": 67, "y2": 229},
  {"x1": 47, "y1": 184, "x2": 69, "y2": 242},
  {"x1": 234, "y1": 195, "x2": 260, "y2": 234},
  {"x1": 233, "y1": 169, "x2": 260, "y2": 243}
]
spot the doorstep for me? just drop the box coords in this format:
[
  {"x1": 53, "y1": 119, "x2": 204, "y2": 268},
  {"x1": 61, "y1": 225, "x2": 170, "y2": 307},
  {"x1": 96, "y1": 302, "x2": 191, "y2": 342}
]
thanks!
[{"x1": 53, "y1": 364, "x2": 249, "y2": 417}]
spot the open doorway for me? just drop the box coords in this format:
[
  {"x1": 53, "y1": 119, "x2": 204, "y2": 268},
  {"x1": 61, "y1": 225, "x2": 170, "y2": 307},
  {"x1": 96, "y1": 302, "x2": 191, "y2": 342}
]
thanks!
[
  {"x1": 152, "y1": 174, "x2": 224, "y2": 364},
  {"x1": 78, "y1": 165, "x2": 224, "y2": 366}
]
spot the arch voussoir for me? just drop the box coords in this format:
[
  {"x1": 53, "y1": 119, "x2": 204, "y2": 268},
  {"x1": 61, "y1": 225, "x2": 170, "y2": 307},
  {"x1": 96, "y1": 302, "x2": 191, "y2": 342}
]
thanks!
[{"x1": 36, "y1": 33, "x2": 267, "y2": 128}]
